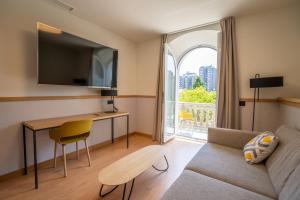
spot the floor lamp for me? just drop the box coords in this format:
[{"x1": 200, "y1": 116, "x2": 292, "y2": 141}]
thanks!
[{"x1": 250, "y1": 75, "x2": 283, "y2": 131}]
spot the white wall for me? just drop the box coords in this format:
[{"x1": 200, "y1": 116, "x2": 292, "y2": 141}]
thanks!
[
  {"x1": 1, "y1": 0, "x2": 300, "y2": 176},
  {"x1": 236, "y1": 2, "x2": 300, "y2": 131},
  {"x1": 0, "y1": 0, "x2": 138, "y2": 176},
  {"x1": 135, "y1": 2, "x2": 300, "y2": 133},
  {"x1": 135, "y1": 38, "x2": 161, "y2": 135},
  {"x1": 236, "y1": 2, "x2": 300, "y2": 99},
  {"x1": 280, "y1": 104, "x2": 300, "y2": 130},
  {"x1": 135, "y1": 3, "x2": 300, "y2": 99},
  {"x1": 0, "y1": 0, "x2": 137, "y2": 96},
  {"x1": 169, "y1": 30, "x2": 218, "y2": 61},
  {"x1": 0, "y1": 98, "x2": 137, "y2": 175},
  {"x1": 136, "y1": 98, "x2": 156, "y2": 135},
  {"x1": 136, "y1": 38, "x2": 161, "y2": 96},
  {"x1": 240, "y1": 102, "x2": 281, "y2": 132}
]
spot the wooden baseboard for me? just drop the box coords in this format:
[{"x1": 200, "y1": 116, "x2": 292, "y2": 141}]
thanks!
[
  {"x1": 133, "y1": 132, "x2": 152, "y2": 139},
  {"x1": 0, "y1": 132, "x2": 151, "y2": 182}
]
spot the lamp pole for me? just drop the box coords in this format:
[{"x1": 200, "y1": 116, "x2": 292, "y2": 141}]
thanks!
[{"x1": 251, "y1": 74, "x2": 260, "y2": 131}]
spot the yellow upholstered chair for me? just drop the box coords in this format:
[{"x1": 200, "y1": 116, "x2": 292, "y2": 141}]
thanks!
[
  {"x1": 49, "y1": 119, "x2": 93, "y2": 177},
  {"x1": 179, "y1": 111, "x2": 193, "y2": 121}
]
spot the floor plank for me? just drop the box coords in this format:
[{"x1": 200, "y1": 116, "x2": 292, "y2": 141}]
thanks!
[{"x1": 0, "y1": 135, "x2": 203, "y2": 200}]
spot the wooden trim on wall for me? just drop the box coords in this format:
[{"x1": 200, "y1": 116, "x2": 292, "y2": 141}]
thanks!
[
  {"x1": 0, "y1": 95, "x2": 156, "y2": 102},
  {"x1": 116, "y1": 95, "x2": 156, "y2": 99},
  {"x1": 278, "y1": 97, "x2": 300, "y2": 108},
  {"x1": 240, "y1": 97, "x2": 300, "y2": 108},
  {"x1": 2, "y1": 95, "x2": 298, "y2": 106},
  {"x1": 0, "y1": 95, "x2": 101, "y2": 102},
  {"x1": 239, "y1": 98, "x2": 278, "y2": 103}
]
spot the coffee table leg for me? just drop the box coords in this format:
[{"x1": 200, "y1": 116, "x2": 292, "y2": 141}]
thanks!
[
  {"x1": 99, "y1": 184, "x2": 119, "y2": 197},
  {"x1": 122, "y1": 183, "x2": 127, "y2": 200},
  {"x1": 127, "y1": 178, "x2": 135, "y2": 200},
  {"x1": 122, "y1": 178, "x2": 135, "y2": 200},
  {"x1": 152, "y1": 155, "x2": 169, "y2": 172},
  {"x1": 99, "y1": 179, "x2": 135, "y2": 200}
]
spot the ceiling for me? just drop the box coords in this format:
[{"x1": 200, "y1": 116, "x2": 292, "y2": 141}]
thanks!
[{"x1": 49, "y1": 0, "x2": 297, "y2": 42}]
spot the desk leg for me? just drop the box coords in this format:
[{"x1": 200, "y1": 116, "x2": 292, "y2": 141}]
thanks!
[
  {"x1": 22, "y1": 125, "x2": 28, "y2": 175},
  {"x1": 33, "y1": 131, "x2": 38, "y2": 189},
  {"x1": 111, "y1": 118, "x2": 114, "y2": 143},
  {"x1": 126, "y1": 115, "x2": 129, "y2": 148}
]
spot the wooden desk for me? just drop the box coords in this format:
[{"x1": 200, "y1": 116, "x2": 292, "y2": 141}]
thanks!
[{"x1": 22, "y1": 112, "x2": 129, "y2": 189}]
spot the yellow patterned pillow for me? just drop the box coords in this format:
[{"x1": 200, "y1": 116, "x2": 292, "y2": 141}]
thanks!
[{"x1": 243, "y1": 131, "x2": 279, "y2": 164}]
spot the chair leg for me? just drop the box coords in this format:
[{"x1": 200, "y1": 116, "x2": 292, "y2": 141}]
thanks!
[
  {"x1": 62, "y1": 144, "x2": 67, "y2": 177},
  {"x1": 84, "y1": 139, "x2": 91, "y2": 167},
  {"x1": 76, "y1": 142, "x2": 79, "y2": 160},
  {"x1": 53, "y1": 142, "x2": 57, "y2": 168}
]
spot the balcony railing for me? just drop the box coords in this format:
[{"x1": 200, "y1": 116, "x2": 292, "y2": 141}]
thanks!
[{"x1": 177, "y1": 102, "x2": 216, "y2": 140}]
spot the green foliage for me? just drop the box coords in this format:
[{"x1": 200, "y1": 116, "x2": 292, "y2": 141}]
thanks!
[
  {"x1": 179, "y1": 86, "x2": 216, "y2": 103},
  {"x1": 193, "y1": 76, "x2": 204, "y2": 89}
]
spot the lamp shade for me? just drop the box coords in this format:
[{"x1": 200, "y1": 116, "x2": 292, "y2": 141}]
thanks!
[
  {"x1": 250, "y1": 76, "x2": 283, "y2": 88},
  {"x1": 101, "y1": 89, "x2": 118, "y2": 96}
]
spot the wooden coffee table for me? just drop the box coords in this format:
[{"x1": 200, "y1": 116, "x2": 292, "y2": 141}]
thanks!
[{"x1": 98, "y1": 145, "x2": 169, "y2": 200}]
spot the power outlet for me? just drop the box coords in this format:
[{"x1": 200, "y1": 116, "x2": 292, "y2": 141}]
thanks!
[
  {"x1": 239, "y1": 101, "x2": 246, "y2": 107},
  {"x1": 107, "y1": 100, "x2": 114, "y2": 104}
]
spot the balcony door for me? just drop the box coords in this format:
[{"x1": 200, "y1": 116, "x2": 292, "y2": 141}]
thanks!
[
  {"x1": 177, "y1": 46, "x2": 217, "y2": 140},
  {"x1": 163, "y1": 44, "x2": 177, "y2": 143}
]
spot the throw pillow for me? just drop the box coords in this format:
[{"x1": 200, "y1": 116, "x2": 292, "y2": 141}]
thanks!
[{"x1": 243, "y1": 131, "x2": 279, "y2": 164}]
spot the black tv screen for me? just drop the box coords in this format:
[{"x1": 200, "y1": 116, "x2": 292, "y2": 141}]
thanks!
[{"x1": 38, "y1": 23, "x2": 118, "y2": 88}]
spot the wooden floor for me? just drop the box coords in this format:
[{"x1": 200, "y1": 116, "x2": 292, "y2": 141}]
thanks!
[{"x1": 0, "y1": 134, "x2": 203, "y2": 200}]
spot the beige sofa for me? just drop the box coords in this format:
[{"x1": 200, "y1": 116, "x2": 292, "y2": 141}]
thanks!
[{"x1": 161, "y1": 126, "x2": 300, "y2": 200}]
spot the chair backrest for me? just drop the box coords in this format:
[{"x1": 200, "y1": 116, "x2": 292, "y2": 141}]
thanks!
[{"x1": 51, "y1": 119, "x2": 93, "y2": 139}]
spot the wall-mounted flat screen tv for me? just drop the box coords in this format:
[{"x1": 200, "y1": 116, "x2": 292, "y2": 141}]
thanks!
[{"x1": 37, "y1": 23, "x2": 118, "y2": 88}]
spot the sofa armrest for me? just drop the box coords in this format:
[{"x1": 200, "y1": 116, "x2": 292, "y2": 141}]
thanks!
[{"x1": 207, "y1": 127, "x2": 259, "y2": 149}]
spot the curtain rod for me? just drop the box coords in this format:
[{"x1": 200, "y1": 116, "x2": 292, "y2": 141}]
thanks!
[{"x1": 167, "y1": 20, "x2": 220, "y2": 35}]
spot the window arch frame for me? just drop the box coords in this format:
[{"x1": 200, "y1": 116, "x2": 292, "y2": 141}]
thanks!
[{"x1": 177, "y1": 44, "x2": 217, "y2": 71}]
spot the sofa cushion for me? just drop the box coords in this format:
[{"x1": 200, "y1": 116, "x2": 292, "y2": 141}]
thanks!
[
  {"x1": 279, "y1": 163, "x2": 300, "y2": 200},
  {"x1": 185, "y1": 143, "x2": 276, "y2": 198},
  {"x1": 243, "y1": 131, "x2": 279, "y2": 164},
  {"x1": 161, "y1": 170, "x2": 274, "y2": 200},
  {"x1": 266, "y1": 126, "x2": 300, "y2": 194}
]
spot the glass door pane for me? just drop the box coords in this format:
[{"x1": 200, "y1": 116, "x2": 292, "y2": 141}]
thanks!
[{"x1": 164, "y1": 45, "x2": 176, "y2": 143}]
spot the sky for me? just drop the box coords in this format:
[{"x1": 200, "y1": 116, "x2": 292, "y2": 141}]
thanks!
[{"x1": 178, "y1": 48, "x2": 217, "y2": 76}]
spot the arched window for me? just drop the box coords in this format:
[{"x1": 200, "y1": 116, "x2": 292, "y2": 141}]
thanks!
[{"x1": 178, "y1": 46, "x2": 217, "y2": 92}]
